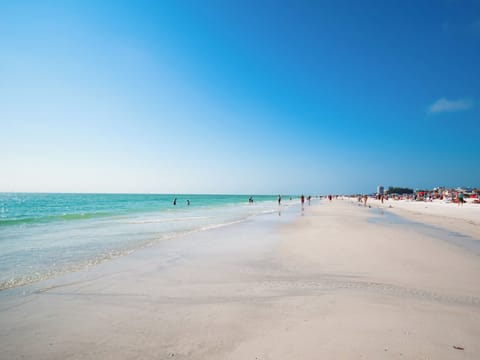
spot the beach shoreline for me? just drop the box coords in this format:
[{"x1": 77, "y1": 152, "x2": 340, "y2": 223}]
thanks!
[
  {"x1": 0, "y1": 193, "x2": 297, "y2": 291},
  {"x1": 1, "y1": 199, "x2": 479, "y2": 359}
]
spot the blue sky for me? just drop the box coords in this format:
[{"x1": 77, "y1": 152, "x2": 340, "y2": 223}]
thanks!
[{"x1": 1, "y1": 0, "x2": 479, "y2": 194}]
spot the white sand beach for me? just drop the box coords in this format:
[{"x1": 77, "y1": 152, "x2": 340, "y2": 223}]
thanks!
[
  {"x1": 368, "y1": 197, "x2": 480, "y2": 240},
  {"x1": 1, "y1": 199, "x2": 480, "y2": 359}
]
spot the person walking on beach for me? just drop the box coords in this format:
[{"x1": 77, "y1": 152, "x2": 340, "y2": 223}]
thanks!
[
  {"x1": 278, "y1": 195, "x2": 282, "y2": 206},
  {"x1": 248, "y1": 196, "x2": 254, "y2": 204},
  {"x1": 307, "y1": 195, "x2": 311, "y2": 206},
  {"x1": 458, "y1": 192, "x2": 464, "y2": 206},
  {"x1": 363, "y1": 194, "x2": 368, "y2": 207},
  {"x1": 300, "y1": 194, "x2": 305, "y2": 216}
]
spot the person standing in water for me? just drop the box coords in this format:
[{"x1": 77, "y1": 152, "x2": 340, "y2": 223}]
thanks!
[
  {"x1": 278, "y1": 194, "x2": 282, "y2": 206},
  {"x1": 173, "y1": 198, "x2": 177, "y2": 206},
  {"x1": 186, "y1": 199, "x2": 190, "y2": 206}
]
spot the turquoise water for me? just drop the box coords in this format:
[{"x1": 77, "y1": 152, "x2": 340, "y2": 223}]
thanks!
[{"x1": 0, "y1": 193, "x2": 296, "y2": 290}]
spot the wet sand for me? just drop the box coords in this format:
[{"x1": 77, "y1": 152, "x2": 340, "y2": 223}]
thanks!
[
  {"x1": 1, "y1": 199, "x2": 479, "y2": 359},
  {"x1": 369, "y1": 197, "x2": 480, "y2": 240}
]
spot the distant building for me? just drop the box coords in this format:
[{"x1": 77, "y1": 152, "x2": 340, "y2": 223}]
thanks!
[{"x1": 377, "y1": 186, "x2": 384, "y2": 195}]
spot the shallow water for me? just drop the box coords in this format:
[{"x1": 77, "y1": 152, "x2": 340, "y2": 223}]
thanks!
[
  {"x1": 368, "y1": 207, "x2": 480, "y2": 255},
  {"x1": 0, "y1": 193, "x2": 298, "y2": 290}
]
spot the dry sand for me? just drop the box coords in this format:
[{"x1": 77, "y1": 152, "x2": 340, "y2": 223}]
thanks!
[{"x1": 1, "y1": 199, "x2": 479, "y2": 359}]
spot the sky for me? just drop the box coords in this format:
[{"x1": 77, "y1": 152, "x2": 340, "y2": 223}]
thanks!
[{"x1": 1, "y1": 0, "x2": 479, "y2": 194}]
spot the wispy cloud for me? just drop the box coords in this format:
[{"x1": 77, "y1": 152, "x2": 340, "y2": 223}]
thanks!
[{"x1": 427, "y1": 98, "x2": 473, "y2": 114}]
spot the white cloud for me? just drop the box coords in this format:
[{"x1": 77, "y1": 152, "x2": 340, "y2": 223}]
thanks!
[{"x1": 427, "y1": 98, "x2": 473, "y2": 114}]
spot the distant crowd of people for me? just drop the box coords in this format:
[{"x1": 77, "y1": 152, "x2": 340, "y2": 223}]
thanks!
[
  {"x1": 169, "y1": 191, "x2": 476, "y2": 211},
  {"x1": 171, "y1": 195, "x2": 319, "y2": 208}
]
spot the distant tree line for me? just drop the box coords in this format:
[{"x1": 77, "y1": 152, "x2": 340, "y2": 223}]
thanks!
[{"x1": 386, "y1": 186, "x2": 414, "y2": 194}]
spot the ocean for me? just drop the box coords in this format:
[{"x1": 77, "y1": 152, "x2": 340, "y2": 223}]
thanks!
[{"x1": 0, "y1": 193, "x2": 296, "y2": 290}]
